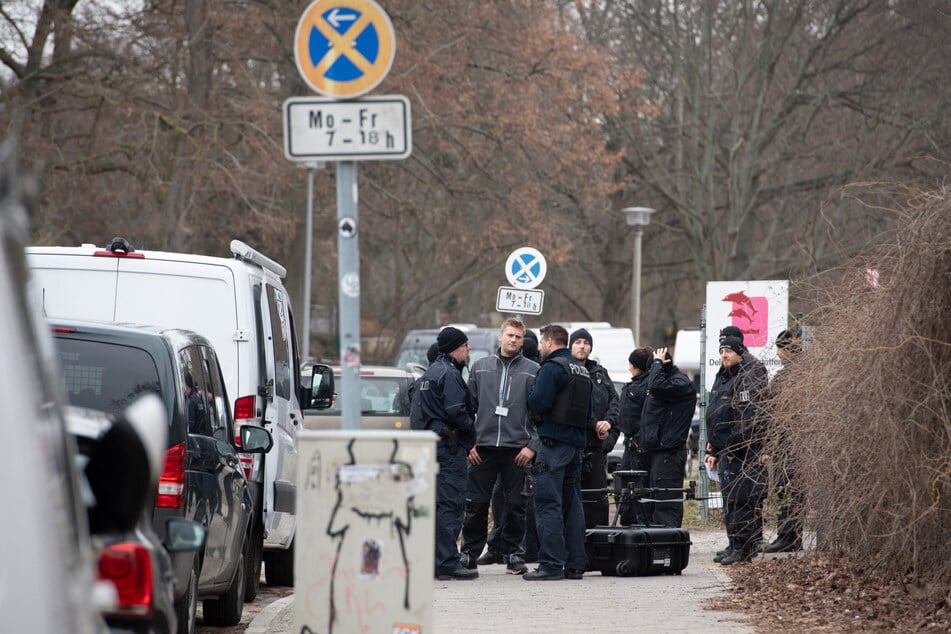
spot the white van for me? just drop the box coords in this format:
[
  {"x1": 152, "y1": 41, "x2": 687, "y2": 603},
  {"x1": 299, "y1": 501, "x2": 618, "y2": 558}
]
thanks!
[{"x1": 27, "y1": 237, "x2": 333, "y2": 587}]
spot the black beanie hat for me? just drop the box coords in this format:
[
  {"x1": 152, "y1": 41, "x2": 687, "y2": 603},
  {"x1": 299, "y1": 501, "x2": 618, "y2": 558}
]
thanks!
[
  {"x1": 569, "y1": 328, "x2": 593, "y2": 348},
  {"x1": 426, "y1": 342, "x2": 440, "y2": 364},
  {"x1": 775, "y1": 329, "x2": 802, "y2": 354},
  {"x1": 719, "y1": 336, "x2": 745, "y2": 356},
  {"x1": 437, "y1": 326, "x2": 468, "y2": 354},
  {"x1": 521, "y1": 336, "x2": 539, "y2": 360},
  {"x1": 629, "y1": 349, "x2": 651, "y2": 372},
  {"x1": 523, "y1": 329, "x2": 538, "y2": 343},
  {"x1": 719, "y1": 325, "x2": 744, "y2": 343}
]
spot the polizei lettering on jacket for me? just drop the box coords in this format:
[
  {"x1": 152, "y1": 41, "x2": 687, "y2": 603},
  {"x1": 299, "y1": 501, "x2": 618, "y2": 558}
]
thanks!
[{"x1": 547, "y1": 357, "x2": 591, "y2": 428}]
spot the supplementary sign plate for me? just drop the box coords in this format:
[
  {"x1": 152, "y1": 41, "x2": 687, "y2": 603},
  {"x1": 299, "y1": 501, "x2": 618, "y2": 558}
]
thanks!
[
  {"x1": 496, "y1": 286, "x2": 544, "y2": 315},
  {"x1": 284, "y1": 95, "x2": 412, "y2": 161}
]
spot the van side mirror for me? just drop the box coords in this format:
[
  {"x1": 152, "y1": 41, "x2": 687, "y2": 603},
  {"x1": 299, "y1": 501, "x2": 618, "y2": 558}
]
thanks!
[
  {"x1": 301, "y1": 363, "x2": 334, "y2": 410},
  {"x1": 239, "y1": 425, "x2": 273, "y2": 453}
]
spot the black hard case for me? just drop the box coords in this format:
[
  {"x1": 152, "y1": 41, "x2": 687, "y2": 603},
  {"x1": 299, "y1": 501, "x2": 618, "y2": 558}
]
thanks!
[{"x1": 584, "y1": 525, "x2": 692, "y2": 576}]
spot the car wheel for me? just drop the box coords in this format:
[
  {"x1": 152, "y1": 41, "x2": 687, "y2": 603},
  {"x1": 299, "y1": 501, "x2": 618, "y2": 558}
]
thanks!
[
  {"x1": 202, "y1": 537, "x2": 246, "y2": 626},
  {"x1": 174, "y1": 558, "x2": 199, "y2": 634},
  {"x1": 263, "y1": 539, "x2": 294, "y2": 587},
  {"x1": 244, "y1": 520, "x2": 263, "y2": 602}
]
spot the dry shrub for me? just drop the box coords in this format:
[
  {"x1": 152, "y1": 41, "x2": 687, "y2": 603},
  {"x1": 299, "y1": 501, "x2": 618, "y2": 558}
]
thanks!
[{"x1": 774, "y1": 185, "x2": 951, "y2": 582}]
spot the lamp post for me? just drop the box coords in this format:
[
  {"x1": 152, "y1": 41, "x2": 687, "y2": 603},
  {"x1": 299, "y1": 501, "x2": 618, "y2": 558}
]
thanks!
[{"x1": 622, "y1": 207, "x2": 656, "y2": 344}]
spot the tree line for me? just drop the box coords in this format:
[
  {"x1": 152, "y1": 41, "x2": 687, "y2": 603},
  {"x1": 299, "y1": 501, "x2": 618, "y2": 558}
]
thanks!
[{"x1": 3, "y1": 0, "x2": 948, "y2": 359}]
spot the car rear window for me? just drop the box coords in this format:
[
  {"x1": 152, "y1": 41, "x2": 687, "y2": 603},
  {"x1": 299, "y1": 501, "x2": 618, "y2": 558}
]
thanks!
[
  {"x1": 57, "y1": 338, "x2": 161, "y2": 417},
  {"x1": 316, "y1": 376, "x2": 411, "y2": 416}
]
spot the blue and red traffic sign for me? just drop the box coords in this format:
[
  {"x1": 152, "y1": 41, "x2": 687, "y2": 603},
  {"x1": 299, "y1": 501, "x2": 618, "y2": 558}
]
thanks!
[{"x1": 294, "y1": 0, "x2": 396, "y2": 99}]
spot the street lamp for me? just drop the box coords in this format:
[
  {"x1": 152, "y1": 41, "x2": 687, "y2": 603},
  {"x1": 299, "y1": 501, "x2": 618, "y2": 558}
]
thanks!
[{"x1": 622, "y1": 206, "x2": 656, "y2": 345}]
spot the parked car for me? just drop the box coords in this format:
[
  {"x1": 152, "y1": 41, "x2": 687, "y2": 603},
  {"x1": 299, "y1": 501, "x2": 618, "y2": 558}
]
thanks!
[
  {"x1": 51, "y1": 320, "x2": 276, "y2": 632},
  {"x1": 1, "y1": 140, "x2": 206, "y2": 634},
  {"x1": 28, "y1": 238, "x2": 335, "y2": 590},
  {"x1": 395, "y1": 324, "x2": 499, "y2": 379},
  {"x1": 303, "y1": 365, "x2": 415, "y2": 431},
  {"x1": 68, "y1": 404, "x2": 206, "y2": 634}
]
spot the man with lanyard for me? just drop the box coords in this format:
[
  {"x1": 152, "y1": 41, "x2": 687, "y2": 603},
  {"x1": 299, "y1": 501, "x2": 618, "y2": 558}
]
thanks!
[
  {"x1": 460, "y1": 318, "x2": 539, "y2": 575},
  {"x1": 417, "y1": 326, "x2": 479, "y2": 580},
  {"x1": 524, "y1": 324, "x2": 609, "y2": 580}
]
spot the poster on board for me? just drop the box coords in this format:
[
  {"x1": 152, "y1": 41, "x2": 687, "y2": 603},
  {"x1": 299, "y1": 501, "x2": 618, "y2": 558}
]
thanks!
[{"x1": 704, "y1": 280, "x2": 789, "y2": 392}]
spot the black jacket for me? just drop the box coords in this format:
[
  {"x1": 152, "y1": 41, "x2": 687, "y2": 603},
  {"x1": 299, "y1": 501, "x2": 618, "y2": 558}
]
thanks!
[
  {"x1": 582, "y1": 360, "x2": 619, "y2": 449},
  {"x1": 638, "y1": 360, "x2": 697, "y2": 451},
  {"x1": 418, "y1": 354, "x2": 477, "y2": 450},
  {"x1": 618, "y1": 373, "x2": 650, "y2": 440},
  {"x1": 706, "y1": 354, "x2": 768, "y2": 459}
]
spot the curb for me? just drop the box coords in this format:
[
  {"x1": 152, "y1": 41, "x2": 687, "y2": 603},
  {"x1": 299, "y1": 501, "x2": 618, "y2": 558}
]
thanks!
[{"x1": 245, "y1": 595, "x2": 293, "y2": 634}]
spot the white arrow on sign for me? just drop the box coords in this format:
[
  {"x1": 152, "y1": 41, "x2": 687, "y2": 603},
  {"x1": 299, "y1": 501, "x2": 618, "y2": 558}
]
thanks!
[{"x1": 327, "y1": 8, "x2": 356, "y2": 28}]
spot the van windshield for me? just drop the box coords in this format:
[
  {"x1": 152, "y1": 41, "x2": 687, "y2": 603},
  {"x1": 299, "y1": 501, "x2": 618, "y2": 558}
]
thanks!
[{"x1": 57, "y1": 338, "x2": 162, "y2": 418}]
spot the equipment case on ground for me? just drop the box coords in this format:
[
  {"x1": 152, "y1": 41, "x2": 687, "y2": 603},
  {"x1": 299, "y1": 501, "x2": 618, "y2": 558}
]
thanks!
[{"x1": 585, "y1": 525, "x2": 691, "y2": 576}]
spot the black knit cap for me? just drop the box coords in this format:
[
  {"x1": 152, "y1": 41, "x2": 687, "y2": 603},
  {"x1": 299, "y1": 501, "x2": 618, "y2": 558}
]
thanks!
[
  {"x1": 719, "y1": 336, "x2": 745, "y2": 356},
  {"x1": 775, "y1": 329, "x2": 802, "y2": 353},
  {"x1": 437, "y1": 326, "x2": 468, "y2": 354},
  {"x1": 629, "y1": 349, "x2": 651, "y2": 372},
  {"x1": 719, "y1": 325, "x2": 744, "y2": 343},
  {"x1": 569, "y1": 328, "x2": 593, "y2": 348}
]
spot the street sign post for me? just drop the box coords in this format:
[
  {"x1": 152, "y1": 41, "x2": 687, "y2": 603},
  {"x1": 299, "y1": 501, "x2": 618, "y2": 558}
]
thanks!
[
  {"x1": 496, "y1": 286, "x2": 544, "y2": 315},
  {"x1": 283, "y1": 96, "x2": 412, "y2": 161}
]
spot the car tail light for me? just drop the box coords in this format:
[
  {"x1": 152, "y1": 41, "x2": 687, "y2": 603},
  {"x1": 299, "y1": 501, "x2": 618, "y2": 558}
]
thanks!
[
  {"x1": 155, "y1": 442, "x2": 185, "y2": 509},
  {"x1": 98, "y1": 543, "x2": 153, "y2": 617},
  {"x1": 233, "y1": 395, "x2": 257, "y2": 479}
]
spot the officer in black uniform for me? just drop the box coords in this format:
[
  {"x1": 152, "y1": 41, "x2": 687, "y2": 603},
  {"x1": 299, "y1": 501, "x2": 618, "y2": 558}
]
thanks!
[
  {"x1": 704, "y1": 336, "x2": 769, "y2": 565},
  {"x1": 418, "y1": 327, "x2": 479, "y2": 580},
  {"x1": 568, "y1": 328, "x2": 619, "y2": 529},
  {"x1": 523, "y1": 324, "x2": 604, "y2": 580},
  {"x1": 616, "y1": 347, "x2": 653, "y2": 524}
]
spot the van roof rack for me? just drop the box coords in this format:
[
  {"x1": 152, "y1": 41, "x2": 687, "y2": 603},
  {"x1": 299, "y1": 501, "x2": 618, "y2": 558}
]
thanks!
[{"x1": 230, "y1": 240, "x2": 287, "y2": 278}]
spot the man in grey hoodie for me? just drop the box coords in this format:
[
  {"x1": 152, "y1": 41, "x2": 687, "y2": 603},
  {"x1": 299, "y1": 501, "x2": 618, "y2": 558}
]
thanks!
[{"x1": 460, "y1": 318, "x2": 540, "y2": 575}]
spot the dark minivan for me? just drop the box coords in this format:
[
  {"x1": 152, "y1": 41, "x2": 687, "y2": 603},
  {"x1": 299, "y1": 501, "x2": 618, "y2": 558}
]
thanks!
[{"x1": 51, "y1": 320, "x2": 273, "y2": 633}]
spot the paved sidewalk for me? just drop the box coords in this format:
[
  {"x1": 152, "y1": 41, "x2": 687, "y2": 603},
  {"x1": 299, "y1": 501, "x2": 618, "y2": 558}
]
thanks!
[{"x1": 247, "y1": 526, "x2": 753, "y2": 633}]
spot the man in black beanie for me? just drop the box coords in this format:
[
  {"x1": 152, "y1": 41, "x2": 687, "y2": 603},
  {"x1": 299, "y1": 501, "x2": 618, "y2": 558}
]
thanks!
[
  {"x1": 568, "y1": 327, "x2": 620, "y2": 529},
  {"x1": 616, "y1": 347, "x2": 653, "y2": 524},
  {"x1": 704, "y1": 335, "x2": 769, "y2": 565},
  {"x1": 638, "y1": 347, "x2": 698, "y2": 527},
  {"x1": 763, "y1": 328, "x2": 804, "y2": 553},
  {"x1": 417, "y1": 326, "x2": 478, "y2": 579}
]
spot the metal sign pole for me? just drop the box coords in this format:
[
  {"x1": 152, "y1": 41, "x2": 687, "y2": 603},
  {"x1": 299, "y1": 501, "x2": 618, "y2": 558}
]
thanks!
[
  {"x1": 698, "y1": 304, "x2": 709, "y2": 521},
  {"x1": 336, "y1": 161, "x2": 361, "y2": 430},
  {"x1": 301, "y1": 162, "x2": 321, "y2": 360}
]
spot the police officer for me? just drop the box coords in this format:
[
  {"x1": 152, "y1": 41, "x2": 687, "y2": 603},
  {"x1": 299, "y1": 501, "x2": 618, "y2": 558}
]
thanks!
[
  {"x1": 763, "y1": 329, "x2": 804, "y2": 553},
  {"x1": 418, "y1": 326, "x2": 479, "y2": 580},
  {"x1": 704, "y1": 335, "x2": 769, "y2": 565},
  {"x1": 568, "y1": 328, "x2": 619, "y2": 529},
  {"x1": 524, "y1": 324, "x2": 606, "y2": 580},
  {"x1": 616, "y1": 347, "x2": 653, "y2": 524},
  {"x1": 638, "y1": 347, "x2": 697, "y2": 528}
]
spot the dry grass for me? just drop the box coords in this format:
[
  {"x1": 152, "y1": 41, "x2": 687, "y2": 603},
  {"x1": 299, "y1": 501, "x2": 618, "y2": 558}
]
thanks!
[{"x1": 712, "y1": 186, "x2": 951, "y2": 630}]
